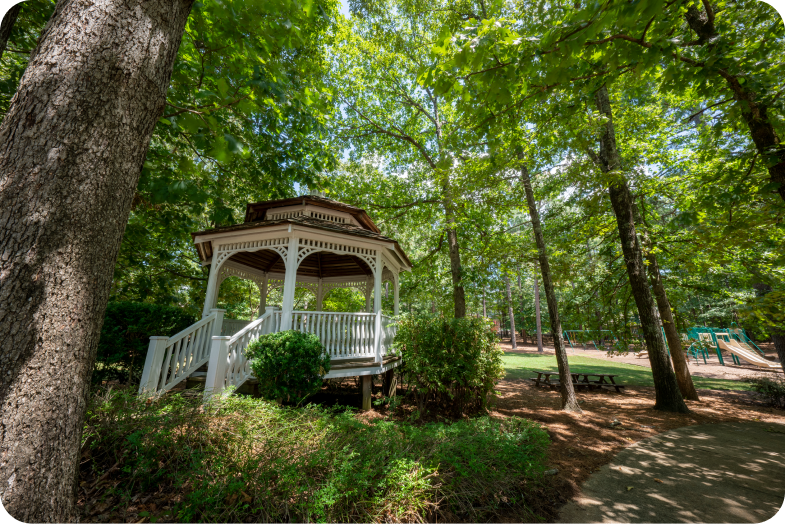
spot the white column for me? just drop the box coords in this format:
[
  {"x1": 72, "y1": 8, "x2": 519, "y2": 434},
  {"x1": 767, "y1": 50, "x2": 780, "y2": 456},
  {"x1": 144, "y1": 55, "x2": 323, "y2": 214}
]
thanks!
[
  {"x1": 280, "y1": 237, "x2": 299, "y2": 330},
  {"x1": 316, "y1": 278, "x2": 323, "y2": 311},
  {"x1": 257, "y1": 273, "x2": 268, "y2": 316},
  {"x1": 373, "y1": 252, "x2": 383, "y2": 363},
  {"x1": 203, "y1": 335, "x2": 230, "y2": 400},
  {"x1": 138, "y1": 336, "x2": 169, "y2": 395},
  {"x1": 202, "y1": 259, "x2": 221, "y2": 318},
  {"x1": 374, "y1": 254, "x2": 382, "y2": 314},
  {"x1": 393, "y1": 274, "x2": 400, "y2": 316}
]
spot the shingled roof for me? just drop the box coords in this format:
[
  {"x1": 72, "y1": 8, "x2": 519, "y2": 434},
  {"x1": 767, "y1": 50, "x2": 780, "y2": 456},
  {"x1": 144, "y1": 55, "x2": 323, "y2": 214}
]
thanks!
[
  {"x1": 244, "y1": 195, "x2": 380, "y2": 233},
  {"x1": 191, "y1": 216, "x2": 412, "y2": 268}
]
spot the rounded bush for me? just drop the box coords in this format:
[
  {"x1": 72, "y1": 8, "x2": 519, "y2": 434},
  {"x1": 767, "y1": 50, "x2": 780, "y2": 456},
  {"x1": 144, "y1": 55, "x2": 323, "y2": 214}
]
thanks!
[{"x1": 246, "y1": 330, "x2": 331, "y2": 404}]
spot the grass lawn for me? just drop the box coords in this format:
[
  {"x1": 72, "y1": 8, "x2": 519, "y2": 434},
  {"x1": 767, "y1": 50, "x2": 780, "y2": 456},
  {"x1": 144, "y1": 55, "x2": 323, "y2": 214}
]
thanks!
[{"x1": 502, "y1": 352, "x2": 752, "y2": 391}]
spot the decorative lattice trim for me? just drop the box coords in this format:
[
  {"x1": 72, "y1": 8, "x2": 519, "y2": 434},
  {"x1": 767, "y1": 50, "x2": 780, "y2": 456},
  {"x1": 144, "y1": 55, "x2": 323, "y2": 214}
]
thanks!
[
  {"x1": 214, "y1": 237, "x2": 289, "y2": 268},
  {"x1": 297, "y1": 238, "x2": 376, "y2": 272}
]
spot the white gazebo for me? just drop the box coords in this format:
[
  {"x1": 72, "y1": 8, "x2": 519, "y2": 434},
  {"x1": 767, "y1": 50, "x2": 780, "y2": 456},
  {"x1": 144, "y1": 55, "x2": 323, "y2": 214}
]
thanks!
[{"x1": 138, "y1": 195, "x2": 412, "y2": 409}]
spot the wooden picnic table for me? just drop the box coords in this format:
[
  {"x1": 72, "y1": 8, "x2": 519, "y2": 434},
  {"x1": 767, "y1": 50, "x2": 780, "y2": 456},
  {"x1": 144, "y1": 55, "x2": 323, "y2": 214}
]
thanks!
[{"x1": 529, "y1": 370, "x2": 625, "y2": 393}]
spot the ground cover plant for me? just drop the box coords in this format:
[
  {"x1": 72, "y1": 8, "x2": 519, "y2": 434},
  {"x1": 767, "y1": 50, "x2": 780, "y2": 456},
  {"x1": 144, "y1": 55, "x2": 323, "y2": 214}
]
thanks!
[
  {"x1": 502, "y1": 353, "x2": 755, "y2": 392},
  {"x1": 79, "y1": 388, "x2": 550, "y2": 523}
]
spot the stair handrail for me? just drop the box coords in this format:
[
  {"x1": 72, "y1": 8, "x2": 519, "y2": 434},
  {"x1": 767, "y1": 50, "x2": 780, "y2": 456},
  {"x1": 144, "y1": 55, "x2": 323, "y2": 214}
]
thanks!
[
  {"x1": 138, "y1": 308, "x2": 225, "y2": 395},
  {"x1": 203, "y1": 306, "x2": 278, "y2": 400}
]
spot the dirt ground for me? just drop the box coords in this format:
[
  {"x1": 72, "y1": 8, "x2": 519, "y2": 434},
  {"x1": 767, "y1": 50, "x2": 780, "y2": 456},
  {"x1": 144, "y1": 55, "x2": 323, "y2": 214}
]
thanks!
[{"x1": 489, "y1": 339, "x2": 785, "y2": 517}]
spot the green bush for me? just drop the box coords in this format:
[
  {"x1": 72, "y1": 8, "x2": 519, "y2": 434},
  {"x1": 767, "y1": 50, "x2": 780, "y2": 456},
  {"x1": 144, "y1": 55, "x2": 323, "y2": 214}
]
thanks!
[
  {"x1": 394, "y1": 314, "x2": 505, "y2": 416},
  {"x1": 745, "y1": 374, "x2": 785, "y2": 409},
  {"x1": 95, "y1": 301, "x2": 197, "y2": 385},
  {"x1": 246, "y1": 330, "x2": 331, "y2": 404},
  {"x1": 80, "y1": 390, "x2": 550, "y2": 522}
]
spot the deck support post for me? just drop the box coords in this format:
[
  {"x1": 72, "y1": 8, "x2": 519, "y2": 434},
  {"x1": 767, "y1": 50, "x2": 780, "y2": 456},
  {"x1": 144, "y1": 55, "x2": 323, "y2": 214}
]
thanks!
[
  {"x1": 361, "y1": 375, "x2": 372, "y2": 411},
  {"x1": 382, "y1": 368, "x2": 396, "y2": 397}
]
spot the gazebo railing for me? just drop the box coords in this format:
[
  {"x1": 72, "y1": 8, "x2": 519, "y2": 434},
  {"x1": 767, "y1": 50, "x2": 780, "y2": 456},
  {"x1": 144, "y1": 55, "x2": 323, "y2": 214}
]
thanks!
[
  {"x1": 139, "y1": 308, "x2": 224, "y2": 395},
  {"x1": 291, "y1": 311, "x2": 378, "y2": 360}
]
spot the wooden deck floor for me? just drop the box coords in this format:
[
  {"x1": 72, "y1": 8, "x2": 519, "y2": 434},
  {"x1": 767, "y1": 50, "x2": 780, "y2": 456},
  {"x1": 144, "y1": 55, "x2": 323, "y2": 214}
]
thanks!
[{"x1": 330, "y1": 355, "x2": 401, "y2": 370}]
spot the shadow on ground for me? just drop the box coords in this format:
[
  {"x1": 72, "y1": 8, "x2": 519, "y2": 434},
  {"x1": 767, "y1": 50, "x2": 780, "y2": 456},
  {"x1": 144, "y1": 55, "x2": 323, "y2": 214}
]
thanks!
[{"x1": 558, "y1": 422, "x2": 785, "y2": 523}]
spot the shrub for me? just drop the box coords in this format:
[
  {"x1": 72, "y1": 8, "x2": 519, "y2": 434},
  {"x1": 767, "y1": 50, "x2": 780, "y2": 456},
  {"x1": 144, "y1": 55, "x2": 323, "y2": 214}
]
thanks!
[
  {"x1": 745, "y1": 374, "x2": 785, "y2": 409},
  {"x1": 246, "y1": 330, "x2": 330, "y2": 404},
  {"x1": 95, "y1": 301, "x2": 197, "y2": 385},
  {"x1": 80, "y1": 389, "x2": 550, "y2": 522},
  {"x1": 393, "y1": 314, "x2": 505, "y2": 416}
]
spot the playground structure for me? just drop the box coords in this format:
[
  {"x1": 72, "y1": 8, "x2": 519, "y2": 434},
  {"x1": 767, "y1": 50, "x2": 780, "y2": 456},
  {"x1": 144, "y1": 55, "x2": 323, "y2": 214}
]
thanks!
[
  {"x1": 562, "y1": 324, "x2": 779, "y2": 370},
  {"x1": 688, "y1": 326, "x2": 779, "y2": 369}
]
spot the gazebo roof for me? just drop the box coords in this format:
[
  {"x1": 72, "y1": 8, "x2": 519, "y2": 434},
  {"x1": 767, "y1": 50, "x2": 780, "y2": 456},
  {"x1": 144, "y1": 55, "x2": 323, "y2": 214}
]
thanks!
[{"x1": 191, "y1": 196, "x2": 412, "y2": 278}]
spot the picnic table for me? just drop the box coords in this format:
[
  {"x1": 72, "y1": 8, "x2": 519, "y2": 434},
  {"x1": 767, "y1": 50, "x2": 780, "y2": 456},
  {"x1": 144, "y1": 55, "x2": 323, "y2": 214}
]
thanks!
[{"x1": 529, "y1": 371, "x2": 625, "y2": 393}]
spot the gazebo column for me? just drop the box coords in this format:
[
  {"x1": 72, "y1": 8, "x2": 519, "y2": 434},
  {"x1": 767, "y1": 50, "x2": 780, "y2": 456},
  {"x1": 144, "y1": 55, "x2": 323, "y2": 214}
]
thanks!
[
  {"x1": 280, "y1": 237, "x2": 299, "y2": 330},
  {"x1": 316, "y1": 278, "x2": 324, "y2": 311},
  {"x1": 257, "y1": 273, "x2": 268, "y2": 316},
  {"x1": 202, "y1": 260, "x2": 221, "y2": 318},
  {"x1": 394, "y1": 274, "x2": 400, "y2": 316}
]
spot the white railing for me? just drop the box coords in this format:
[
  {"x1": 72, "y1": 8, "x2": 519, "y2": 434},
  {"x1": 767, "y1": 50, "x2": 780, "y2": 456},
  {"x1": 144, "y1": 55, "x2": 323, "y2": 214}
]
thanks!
[
  {"x1": 291, "y1": 311, "x2": 378, "y2": 360},
  {"x1": 221, "y1": 319, "x2": 251, "y2": 336},
  {"x1": 203, "y1": 307, "x2": 279, "y2": 398},
  {"x1": 138, "y1": 308, "x2": 225, "y2": 395}
]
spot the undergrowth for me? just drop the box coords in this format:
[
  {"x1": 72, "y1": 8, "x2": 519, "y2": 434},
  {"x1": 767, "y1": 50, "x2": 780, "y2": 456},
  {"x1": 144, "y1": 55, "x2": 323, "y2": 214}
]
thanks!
[{"x1": 80, "y1": 388, "x2": 550, "y2": 523}]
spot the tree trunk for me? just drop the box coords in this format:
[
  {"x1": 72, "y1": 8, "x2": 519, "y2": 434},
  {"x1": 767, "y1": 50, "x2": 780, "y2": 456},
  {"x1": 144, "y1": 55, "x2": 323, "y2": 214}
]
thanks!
[
  {"x1": 520, "y1": 161, "x2": 581, "y2": 412},
  {"x1": 505, "y1": 275, "x2": 517, "y2": 348},
  {"x1": 482, "y1": 288, "x2": 487, "y2": 317},
  {"x1": 534, "y1": 276, "x2": 543, "y2": 353},
  {"x1": 593, "y1": 84, "x2": 688, "y2": 413},
  {"x1": 753, "y1": 283, "x2": 785, "y2": 373},
  {"x1": 684, "y1": 2, "x2": 785, "y2": 203},
  {"x1": 644, "y1": 249, "x2": 700, "y2": 401},
  {"x1": 442, "y1": 182, "x2": 466, "y2": 318},
  {"x1": 0, "y1": 0, "x2": 193, "y2": 520},
  {"x1": 0, "y1": 3, "x2": 22, "y2": 62}
]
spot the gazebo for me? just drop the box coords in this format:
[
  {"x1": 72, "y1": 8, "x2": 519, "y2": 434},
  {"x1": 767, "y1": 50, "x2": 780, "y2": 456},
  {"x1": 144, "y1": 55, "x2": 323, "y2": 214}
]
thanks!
[{"x1": 138, "y1": 195, "x2": 412, "y2": 409}]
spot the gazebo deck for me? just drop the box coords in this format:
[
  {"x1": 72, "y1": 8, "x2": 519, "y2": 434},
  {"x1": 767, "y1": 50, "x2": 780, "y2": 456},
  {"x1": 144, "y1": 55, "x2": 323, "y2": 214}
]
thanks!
[{"x1": 326, "y1": 355, "x2": 402, "y2": 378}]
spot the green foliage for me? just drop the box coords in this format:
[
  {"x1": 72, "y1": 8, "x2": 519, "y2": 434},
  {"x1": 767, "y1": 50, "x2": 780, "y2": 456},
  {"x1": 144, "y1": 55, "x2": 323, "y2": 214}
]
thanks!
[
  {"x1": 394, "y1": 314, "x2": 505, "y2": 415},
  {"x1": 81, "y1": 389, "x2": 550, "y2": 522},
  {"x1": 95, "y1": 302, "x2": 197, "y2": 385},
  {"x1": 744, "y1": 375, "x2": 785, "y2": 409},
  {"x1": 246, "y1": 330, "x2": 331, "y2": 403}
]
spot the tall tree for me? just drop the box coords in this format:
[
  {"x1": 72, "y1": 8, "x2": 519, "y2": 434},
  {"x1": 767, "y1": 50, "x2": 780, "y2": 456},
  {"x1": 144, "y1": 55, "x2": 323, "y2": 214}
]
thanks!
[
  {"x1": 505, "y1": 274, "x2": 517, "y2": 348},
  {"x1": 0, "y1": 4, "x2": 22, "y2": 62},
  {"x1": 0, "y1": 0, "x2": 193, "y2": 519},
  {"x1": 591, "y1": 84, "x2": 688, "y2": 413},
  {"x1": 520, "y1": 162, "x2": 581, "y2": 411}
]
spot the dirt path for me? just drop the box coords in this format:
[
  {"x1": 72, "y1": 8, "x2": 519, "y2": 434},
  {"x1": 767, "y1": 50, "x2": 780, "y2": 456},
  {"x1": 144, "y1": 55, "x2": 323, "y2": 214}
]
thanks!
[
  {"x1": 490, "y1": 374, "x2": 785, "y2": 516},
  {"x1": 557, "y1": 422, "x2": 785, "y2": 523}
]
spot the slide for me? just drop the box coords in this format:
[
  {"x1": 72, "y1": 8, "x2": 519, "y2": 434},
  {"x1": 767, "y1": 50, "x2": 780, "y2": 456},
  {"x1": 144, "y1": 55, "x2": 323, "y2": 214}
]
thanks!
[{"x1": 716, "y1": 338, "x2": 781, "y2": 370}]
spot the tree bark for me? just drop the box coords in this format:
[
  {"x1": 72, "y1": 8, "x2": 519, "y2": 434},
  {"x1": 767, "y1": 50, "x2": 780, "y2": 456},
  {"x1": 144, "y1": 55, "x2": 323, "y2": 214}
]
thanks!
[
  {"x1": 520, "y1": 161, "x2": 581, "y2": 412},
  {"x1": 593, "y1": 84, "x2": 688, "y2": 413},
  {"x1": 534, "y1": 276, "x2": 543, "y2": 353},
  {"x1": 644, "y1": 249, "x2": 700, "y2": 401},
  {"x1": 442, "y1": 182, "x2": 466, "y2": 317},
  {"x1": 684, "y1": 2, "x2": 785, "y2": 203},
  {"x1": 0, "y1": 0, "x2": 193, "y2": 520},
  {"x1": 505, "y1": 275, "x2": 517, "y2": 348},
  {"x1": 0, "y1": 3, "x2": 22, "y2": 63}
]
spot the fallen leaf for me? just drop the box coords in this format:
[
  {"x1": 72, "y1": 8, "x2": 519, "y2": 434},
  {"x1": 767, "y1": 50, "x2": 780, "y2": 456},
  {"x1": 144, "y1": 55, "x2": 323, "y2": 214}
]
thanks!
[
  {"x1": 654, "y1": 478, "x2": 663, "y2": 483},
  {"x1": 626, "y1": 486, "x2": 634, "y2": 491}
]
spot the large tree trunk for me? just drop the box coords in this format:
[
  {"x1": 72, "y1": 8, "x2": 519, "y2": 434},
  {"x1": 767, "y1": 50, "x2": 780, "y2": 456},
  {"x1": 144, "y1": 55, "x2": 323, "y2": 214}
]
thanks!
[
  {"x1": 442, "y1": 183, "x2": 466, "y2": 317},
  {"x1": 0, "y1": 0, "x2": 193, "y2": 520},
  {"x1": 684, "y1": 2, "x2": 785, "y2": 203},
  {"x1": 593, "y1": 84, "x2": 688, "y2": 413},
  {"x1": 505, "y1": 275, "x2": 517, "y2": 348},
  {"x1": 644, "y1": 249, "x2": 700, "y2": 401},
  {"x1": 520, "y1": 161, "x2": 581, "y2": 412},
  {"x1": 0, "y1": 3, "x2": 22, "y2": 62}
]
